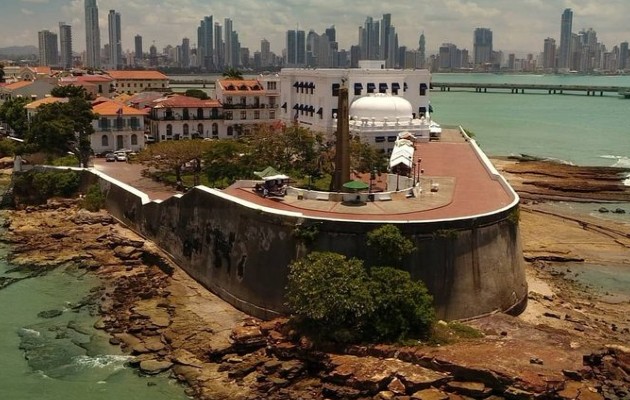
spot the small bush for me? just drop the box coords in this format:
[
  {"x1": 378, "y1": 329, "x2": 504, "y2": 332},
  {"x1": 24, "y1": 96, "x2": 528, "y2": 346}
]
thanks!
[
  {"x1": 13, "y1": 169, "x2": 80, "y2": 203},
  {"x1": 428, "y1": 320, "x2": 484, "y2": 345},
  {"x1": 51, "y1": 154, "x2": 80, "y2": 167},
  {"x1": 81, "y1": 183, "x2": 105, "y2": 211},
  {"x1": 366, "y1": 224, "x2": 416, "y2": 266},
  {"x1": 0, "y1": 139, "x2": 16, "y2": 157}
]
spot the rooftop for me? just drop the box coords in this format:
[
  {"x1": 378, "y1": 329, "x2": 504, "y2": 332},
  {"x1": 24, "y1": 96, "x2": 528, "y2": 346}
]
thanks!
[
  {"x1": 152, "y1": 94, "x2": 221, "y2": 108},
  {"x1": 106, "y1": 70, "x2": 169, "y2": 80},
  {"x1": 92, "y1": 100, "x2": 149, "y2": 116}
]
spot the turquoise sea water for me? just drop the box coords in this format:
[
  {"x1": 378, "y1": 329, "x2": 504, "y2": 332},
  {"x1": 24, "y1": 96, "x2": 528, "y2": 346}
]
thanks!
[{"x1": 0, "y1": 215, "x2": 189, "y2": 400}]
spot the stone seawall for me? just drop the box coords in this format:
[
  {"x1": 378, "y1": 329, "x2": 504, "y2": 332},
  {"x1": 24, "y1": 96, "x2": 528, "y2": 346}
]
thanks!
[{"x1": 81, "y1": 169, "x2": 527, "y2": 321}]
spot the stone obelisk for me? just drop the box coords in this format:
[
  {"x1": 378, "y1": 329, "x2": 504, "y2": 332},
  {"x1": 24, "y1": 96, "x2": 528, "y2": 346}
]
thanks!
[{"x1": 332, "y1": 85, "x2": 350, "y2": 192}]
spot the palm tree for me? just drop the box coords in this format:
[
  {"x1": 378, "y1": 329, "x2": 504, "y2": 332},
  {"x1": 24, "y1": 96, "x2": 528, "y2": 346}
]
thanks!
[{"x1": 222, "y1": 67, "x2": 243, "y2": 80}]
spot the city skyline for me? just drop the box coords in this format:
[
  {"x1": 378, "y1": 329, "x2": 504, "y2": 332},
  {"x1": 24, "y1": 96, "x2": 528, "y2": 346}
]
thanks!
[{"x1": 1, "y1": 0, "x2": 629, "y2": 57}]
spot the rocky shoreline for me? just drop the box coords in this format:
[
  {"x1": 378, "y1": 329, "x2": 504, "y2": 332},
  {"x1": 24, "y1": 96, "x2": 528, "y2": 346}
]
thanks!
[{"x1": 2, "y1": 155, "x2": 630, "y2": 399}]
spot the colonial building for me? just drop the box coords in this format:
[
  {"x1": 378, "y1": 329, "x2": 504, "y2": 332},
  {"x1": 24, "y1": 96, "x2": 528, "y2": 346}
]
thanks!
[
  {"x1": 58, "y1": 74, "x2": 115, "y2": 98},
  {"x1": 24, "y1": 97, "x2": 69, "y2": 122},
  {"x1": 106, "y1": 70, "x2": 170, "y2": 95},
  {"x1": 0, "y1": 80, "x2": 57, "y2": 102},
  {"x1": 278, "y1": 61, "x2": 431, "y2": 137},
  {"x1": 214, "y1": 76, "x2": 281, "y2": 136},
  {"x1": 91, "y1": 100, "x2": 147, "y2": 154},
  {"x1": 148, "y1": 94, "x2": 223, "y2": 141}
]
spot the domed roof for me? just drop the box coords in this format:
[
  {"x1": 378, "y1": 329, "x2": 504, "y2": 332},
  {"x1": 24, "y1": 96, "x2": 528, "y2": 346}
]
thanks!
[{"x1": 349, "y1": 94, "x2": 413, "y2": 121}]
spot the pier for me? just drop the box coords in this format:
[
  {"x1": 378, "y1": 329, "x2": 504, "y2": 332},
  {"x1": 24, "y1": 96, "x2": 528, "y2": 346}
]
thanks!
[{"x1": 432, "y1": 82, "x2": 630, "y2": 97}]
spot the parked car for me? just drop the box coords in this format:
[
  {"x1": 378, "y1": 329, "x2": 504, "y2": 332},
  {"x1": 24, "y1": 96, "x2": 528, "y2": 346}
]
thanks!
[
  {"x1": 105, "y1": 153, "x2": 116, "y2": 162},
  {"x1": 114, "y1": 152, "x2": 127, "y2": 162}
]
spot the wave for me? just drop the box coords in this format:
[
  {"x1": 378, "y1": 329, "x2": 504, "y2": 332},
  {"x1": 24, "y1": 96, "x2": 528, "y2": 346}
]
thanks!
[
  {"x1": 600, "y1": 155, "x2": 630, "y2": 167},
  {"x1": 72, "y1": 354, "x2": 133, "y2": 370},
  {"x1": 18, "y1": 328, "x2": 41, "y2": 337}
]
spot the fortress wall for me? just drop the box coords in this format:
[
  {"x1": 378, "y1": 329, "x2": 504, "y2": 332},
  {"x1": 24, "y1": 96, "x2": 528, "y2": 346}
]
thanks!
[{"x1": 75, "y1": 168, "x2": 526, "y2": 321}]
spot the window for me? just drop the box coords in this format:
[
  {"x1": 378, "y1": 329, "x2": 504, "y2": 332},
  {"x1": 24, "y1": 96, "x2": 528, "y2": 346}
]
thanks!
[
  {"x1": 225, "y1": 96, "x2": 233, "y2": 104},
  {"x1": 182, "y1": 108, "x2": 190, "y2": 120},
  {"x1": 254, "y1": 110, "x2": 260, "y2": 119},
  {"x1": 379, "y1": 83, "x2": 388, "y2": 93},
  {"x1": 375, "y1": 136, "x2": 385, "y2": 143},
  {"x1": 101, "y1": 135, "x2": 108, "y2": 146},
  {"x1": 332, "y1": 83, "x2": 340, "y2": 96},
  {"x1": 420, "y1": 83, "x2": 428, "y2": 96},
  {"x1": 183, "y1": 123, "x2": 189, "y2": 135},
  {"x1": 227, "y1": 126, "x2": 234, "y2": 136},
  {"x1": 387, "y1": 136, "x2": 397, "y2": 142},
  {"x1": 197, "y1": 123, "x2": 204, "y2": 136},
  {"x1": 225, "y1": 111, "x2": 233, "y2": 120},
  {"x1": 331, "y1": 108, "x2": 338, "y2": 118},
  {"x1": 240, "y1": 97, "x2": 246, "y2": 106},
  {"x1": 240, "y1": 110, "x2": 247, "y2": 120},
  {"x1": 197, "y1": 107, "x2": 204, "y2": 119},
  {"x1": 392, "y1": 82, "x2": 401, "y2": 95},
  {"x1": 367, "y1": 83, "x2": 376, "y2": 93},
  {"x1": 211, "y1": 108, "x2": 218, "y2": 118},
  {"x1": 99, "y1": 117, "x2": 109, "y2": 129},
  {"x1": 212, "y1": 123, "x2": 218, "y2": 136},
  {"x1": 166, "y1": 124, "x2": 173, "y2": 135},
  {"x1": 354, "y1": 83, "x2": 363, "y2": 96},
  {"x1": 130, "y1": 117, "x2": 139, "y2": 129},
  {"x1": 267, "y1": 81, "x2": 277, "y2": 90},
  {"x1": 131, "y1": 134, "x2": 138, "y2": 145},
  {"x1": 269, "y1": 110, "x2": 275, "y2": 119}
]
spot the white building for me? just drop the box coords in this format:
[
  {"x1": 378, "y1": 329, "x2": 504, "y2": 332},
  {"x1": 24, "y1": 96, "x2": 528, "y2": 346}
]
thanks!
[
  {"x1": 91, "y1": 100, "x2": 147, "y2": 154},
  {"x1": 214, "y1": 76, "x2": 281, "y2": 136},
  {"x1": 278, "y1": 61, "x2": 431, "y2": 136},
  {"x1": 345, "y1": 94, "x2": 432, "y2": 153},
  {"x1": 149, "y1": 94, "x2": 224, "y2": 141}
]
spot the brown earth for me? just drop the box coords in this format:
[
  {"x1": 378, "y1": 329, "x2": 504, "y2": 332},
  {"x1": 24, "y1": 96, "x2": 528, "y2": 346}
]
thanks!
[{"x1": 2, "y1": 158, "x2": 629, "y2": 399}]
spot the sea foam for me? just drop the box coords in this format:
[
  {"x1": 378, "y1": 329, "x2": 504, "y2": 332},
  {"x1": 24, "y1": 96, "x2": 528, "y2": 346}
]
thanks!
[{"x1": 72, "y1": 354, "x2": 133, "y2": 370}]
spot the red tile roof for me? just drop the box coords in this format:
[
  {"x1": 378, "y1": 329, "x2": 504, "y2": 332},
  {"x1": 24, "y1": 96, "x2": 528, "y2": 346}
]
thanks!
[
  {"x1": 3, "y1": 81, "x2": 34, "y2": 90},
  {"x1": 218, "y1": 79, "x2": 264, "y2": 93},
  {"x1": 106, "y1": 70, "x2": 168, "y2": 80},
  {"x1": 93, "y1": 100, "x2": 148, "y2": 116},
  {"x1": 152, "y1": 94, "x2": 221, "y2": 108}
]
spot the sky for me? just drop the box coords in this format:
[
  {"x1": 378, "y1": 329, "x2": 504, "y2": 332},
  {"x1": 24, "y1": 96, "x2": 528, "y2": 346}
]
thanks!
[{"x1": 0, "y1": 0, "x2": 629, "y2": 56}]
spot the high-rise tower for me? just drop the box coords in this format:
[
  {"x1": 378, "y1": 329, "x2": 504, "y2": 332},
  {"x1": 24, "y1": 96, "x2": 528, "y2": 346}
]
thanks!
[
  {"x1": 108, "y1": 9, "x2": 122, "y2": 69},
  {"x1": 134, "y1": 35, "x2": 143, "y2": 61},
  {"x1": 38, "y1": 30, "x2": 58, "y2": 66},
  {"x1": 418, "y1": 32, "x2": 426, "y2": 68},
  {"x1": 197, "y1": 16, "x2": 213, "y2": 70},
  {"x1": 559, "y1": 8, "x2": 573, "y2": 70},
  {"x1": 59, "y1": 22, "x2": 72, "y2": 69},
  {"x1": 543, "y1": 37, "x2": 556, "y2": 70},
  {"x1": 84, "y1": 0, "x2": 100, "y2": 68},
  {"x1": 286, "y1": 29, "x2": 305, "y2": 67},
  {"x1": 473, "y1": 28, "x2": 493, "y2": 66}
]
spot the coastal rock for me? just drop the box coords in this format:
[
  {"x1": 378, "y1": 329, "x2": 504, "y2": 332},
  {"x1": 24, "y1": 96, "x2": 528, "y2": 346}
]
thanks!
[
  {"x1": 410, "y1": 388, "x2": 450, "y2": 400},
  {"x1": 446, "y1": 381, "x2": 492, "y2": 398},
  {"x1": 230, "y1": 324, "x2": 266, "y2": 350},
  {"x1": 37, "y1": 309, "x2": 63, "y2": 319},
  {"x1": 139, "y1": 359, "x2": 173, "y2": 375},
  {"x1": 114, "y1": 246, "x2": 143, "y2": 260},
  {"x1": 171, "y1": 348, "x2": 203, "y2": 368},
  {"x1": 71, "y1": 210, "x2": 115, "y2": 225}
]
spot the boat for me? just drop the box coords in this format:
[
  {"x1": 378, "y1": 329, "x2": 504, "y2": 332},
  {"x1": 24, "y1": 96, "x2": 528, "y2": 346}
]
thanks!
[{"x1": 618, "y1": 88, "x2": 630, "y2": 99}]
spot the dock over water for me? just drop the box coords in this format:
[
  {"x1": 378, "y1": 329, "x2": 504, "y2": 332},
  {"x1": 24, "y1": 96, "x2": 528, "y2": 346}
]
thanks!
[{"x1": 432, "y1": 82, "x2": 630, "y2": 97}]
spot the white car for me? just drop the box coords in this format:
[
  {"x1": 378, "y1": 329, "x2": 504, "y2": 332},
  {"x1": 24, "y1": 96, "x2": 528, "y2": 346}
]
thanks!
[{"x1": 114, "y1": 152, "x2": 127, "y2": 162}]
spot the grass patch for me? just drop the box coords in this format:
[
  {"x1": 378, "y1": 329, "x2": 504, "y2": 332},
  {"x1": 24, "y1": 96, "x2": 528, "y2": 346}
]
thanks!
[{"x1": 427, "y1": 320, "x2": 484, "y2": 346}]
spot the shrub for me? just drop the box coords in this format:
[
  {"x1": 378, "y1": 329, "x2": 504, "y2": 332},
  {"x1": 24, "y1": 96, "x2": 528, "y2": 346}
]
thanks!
[
  {"x1": 0, "y1": 139, "x2": 16, "y2": 157},
  {"x1": 286, "y1": 252, "x2": 374, "y2": 343},
  {"x1": 13, "y1": 169, "x2": 80, "y2": 203},
  {"x1": 364, "y1": 267, "x2": 435, "y2": 342},
  {"x1": 51, "y1": 154, "x2": 80, "y2": 167},
  {"x1": 81, "y1": 183, "x2": 105, "y2": 211},
  {"x1": 366, "y1": 224, "x2": 416, "y2": 266}
]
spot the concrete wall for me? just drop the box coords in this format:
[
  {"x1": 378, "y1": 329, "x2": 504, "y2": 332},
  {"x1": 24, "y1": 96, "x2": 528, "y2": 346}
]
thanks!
[{"x1": 76, "y1": 167, "x2": 527, "y2": 321}]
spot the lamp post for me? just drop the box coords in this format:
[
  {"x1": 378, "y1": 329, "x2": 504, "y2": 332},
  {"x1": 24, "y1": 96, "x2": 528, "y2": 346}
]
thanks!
[
  {"x1": 395, "y1": 167, "x2": 400, "y2": 191},
  {"x1": 417, "y1": 158, "x2": 422, "y2": 183}
]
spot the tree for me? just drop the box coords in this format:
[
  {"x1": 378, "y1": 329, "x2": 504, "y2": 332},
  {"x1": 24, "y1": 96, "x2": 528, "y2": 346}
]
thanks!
[
  {"x1": 135, "y1": 139, "x2": 214, "y2": 185},
  {"x1": 25, "y1": 86, "x2": 96, "y2": 166},
  {"x1": 365, "y1": 267, "x2": 434, "y2": 341},
  {"x1": 203, "y1": 139, "x2": 252, "y2": 187},
  {"x1": 184, "y1": 89, "x2": 209, "y2": 100},
  {"x1": 0, "y1": 64, "x2": 5, "y2": 83},
  {"x1": 350, "y1": 138, "x2": 388, "y2": 173},
  {"x1": 286, "y1": 252, "x2": 374, "y2": 343},
  {"x1": 366, "y1": 224, "x2": 416, "y2": 266},
  {"x1": 0, "y1": 97, "x2": 29, "y2": 137},
  {"x1": 222, "y1": 67, "x2": 244, "y2": 80}
]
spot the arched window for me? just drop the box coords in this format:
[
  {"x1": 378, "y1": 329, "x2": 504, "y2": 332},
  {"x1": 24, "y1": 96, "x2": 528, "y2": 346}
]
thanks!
[
  {"x1": 197, "y1": 123, "x2": 204, "y2": 136},
  {"x1": 227, "y1": 126, "x2": 233, "y2": 136},
  {"x1": 101, "y1": 135, "x2": 108, "y2": 147},
  {"x1": 131, "y1": 134, "x2": 138, "y2": 145},
  {"x1": 166, "y1": 124, "x2": 173, "y2": 135},
  {"x1": 183, "y1": 123, "x2": 189, "y2": 135},
  {"x1": 212, "y1": 123, "x2": 218, "y2": 136},
  {"x1": 197, "y1": 107, "x2": 203, "y2": 119}
]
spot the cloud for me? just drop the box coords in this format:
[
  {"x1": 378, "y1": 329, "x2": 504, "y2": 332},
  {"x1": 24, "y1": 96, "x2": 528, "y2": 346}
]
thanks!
[
  {"x1": 21, "y1": 0, "x2": 49, "y2": 3},
  {"x1": 21, "y1": 8, "x2": 34, "y2": 15}
]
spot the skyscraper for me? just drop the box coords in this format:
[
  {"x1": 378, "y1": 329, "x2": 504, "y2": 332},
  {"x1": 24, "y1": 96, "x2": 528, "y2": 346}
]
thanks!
[
  {"x1": 84, "y1": 0, "x2": 100, "y2": 69},
  {"x1": 108, "y1": 9, "x2": 122, "y2": 69},
  {"x1": 473, "y1": 28, "x2": 493, "y2": 66},
  {"x1": 38, "y1": 30, "x2": 58, "y2": 66},
  {"x1": 418, "y1": 32, "x2": 426, "y2": 68},
  {"x1": 543, "y1": 37, "x2": 556, "y2": 70},
  {"x1": 214, "y1": 22, "x2": 223, "y2": 69},
  {"x1": 620, "y1": 42, "x2": 629, "y2": 70},
  {"x1": 59, "y1": 22, "x2": 72, "y2": 69},
  {"x1": 181, "y1": 38, "x2": 190, "y2": 68},
  {"x1": 380, "y1": 13, "x2": 391, "y2": 61},
  {"x1": 197, "y1": 16, "x2": 213, "y2": 70},
  {"x1": 224, "y1": 18, "x2": 234, "y2": 68},
  {"x1": 286, "y1": 29, "x2": 305, "y2": 67},
  {"x1": 359, "y1": 17, "x2": 380, "y2": 60},
  {"x1": 135, "y1": 34, "x2": 143, "y2": 61},
  {"x1": 559, "y1": 8, "x2": 573, "y2": 70},
  {"x1": 260, "y1": 38, "x2": 270, "y2": 67}
]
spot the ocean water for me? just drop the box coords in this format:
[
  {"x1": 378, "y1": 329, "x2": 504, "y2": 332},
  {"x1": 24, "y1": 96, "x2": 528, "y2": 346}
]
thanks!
[{"x1": 0, "y1": 215, "x2": 189, "y2": 400}]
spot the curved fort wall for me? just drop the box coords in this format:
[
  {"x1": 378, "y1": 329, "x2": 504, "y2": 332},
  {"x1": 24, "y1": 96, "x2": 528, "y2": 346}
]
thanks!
[{"x1": 79, "y1": 148, "x2": 527, "y2": 321}]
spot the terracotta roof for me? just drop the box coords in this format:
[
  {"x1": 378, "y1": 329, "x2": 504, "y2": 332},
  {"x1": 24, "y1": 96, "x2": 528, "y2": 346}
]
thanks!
[
  {"x1": 218, "y1": 79, "x2": 264, "y2": 93},
  {"x1": 3, "y1": 81, "x2": 34, "y2": 90},
  {"x1": 106, "y1": 70, "x2": 168, "y2": 80},
  {"x1": 32, "y1": 66, "x2": 52, "y2": 75},
  {"x1": 152, "y1": 94, "x2": 221, "y2": 108},
  {"x1": 25, "y1": 97, "x2": 68, "y2": 109},
  {"x1": 92, "y1": 100, "x2": 148, "y2": 116}
]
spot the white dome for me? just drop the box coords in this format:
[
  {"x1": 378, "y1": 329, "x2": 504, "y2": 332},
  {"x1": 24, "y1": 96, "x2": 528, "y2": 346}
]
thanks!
[{"x1": 349, "y1": 93, "x2": 413, "y2": 121}]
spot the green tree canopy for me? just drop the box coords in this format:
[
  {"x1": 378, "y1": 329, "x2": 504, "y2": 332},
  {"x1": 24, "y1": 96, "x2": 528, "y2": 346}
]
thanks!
[
  {"x1": 184, "y1": 89, "x2": 209, "y2": 100},
  {"x1": 221, "y1": 67, "x2": 244, "y2": 80},
  {"x1": 0, "y1": 64, "x2": 5, "y2": 83},
  {"x1": 25, "y1": 86, "x2": 96, "y2": 166},
  {"x1": 366, "y1": 224, "x2": 416, "y2": 266},
  {"x1": 135, "y1": 139, "x2": 215, "y2": 184},
  {"x1": 350, "y1": 137, "x2": 388, "y2": 173},
  {"x1": 287, "y1": 252, "x2": 374, "y2": 343},
  {"x1": 0, "y1": 97, "x2": 29, "y2": 137},
  {"x1": 203, "y1": 139, "x2": 251, "y2": 187}
]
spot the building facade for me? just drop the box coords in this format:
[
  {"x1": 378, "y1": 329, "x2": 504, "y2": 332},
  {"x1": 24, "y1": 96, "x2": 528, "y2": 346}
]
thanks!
[
  {"x1": 91, "y1": 100, "x2": 147, "y2": 154},
  {"x1": 84, "y1": 0, "x2": 101, "y2": 69},
  {"x1": 559, "y1": 8, "x2": 573, "y2": 70},
  {"x1": 108, "y1": 9, "x2": 123, "y2": 69},
  {"x1": 286, "y1": 29, "x2": 306, "y2": 67},
  {"x1": 278, "y1": 62, "x2": 431, "y2": 137},
  {"x1": 473, "y1": 28, "x2": 493, "y2": 67},
  {"x1": 106, "y1": 70, "x2": 169, "y2": 95},
  {"x1": 59, "y1": 22, "x2": 73, "y2": 69},
  {"x1": 38, "y1": 30, "x2": 58, "y2": 67}
]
